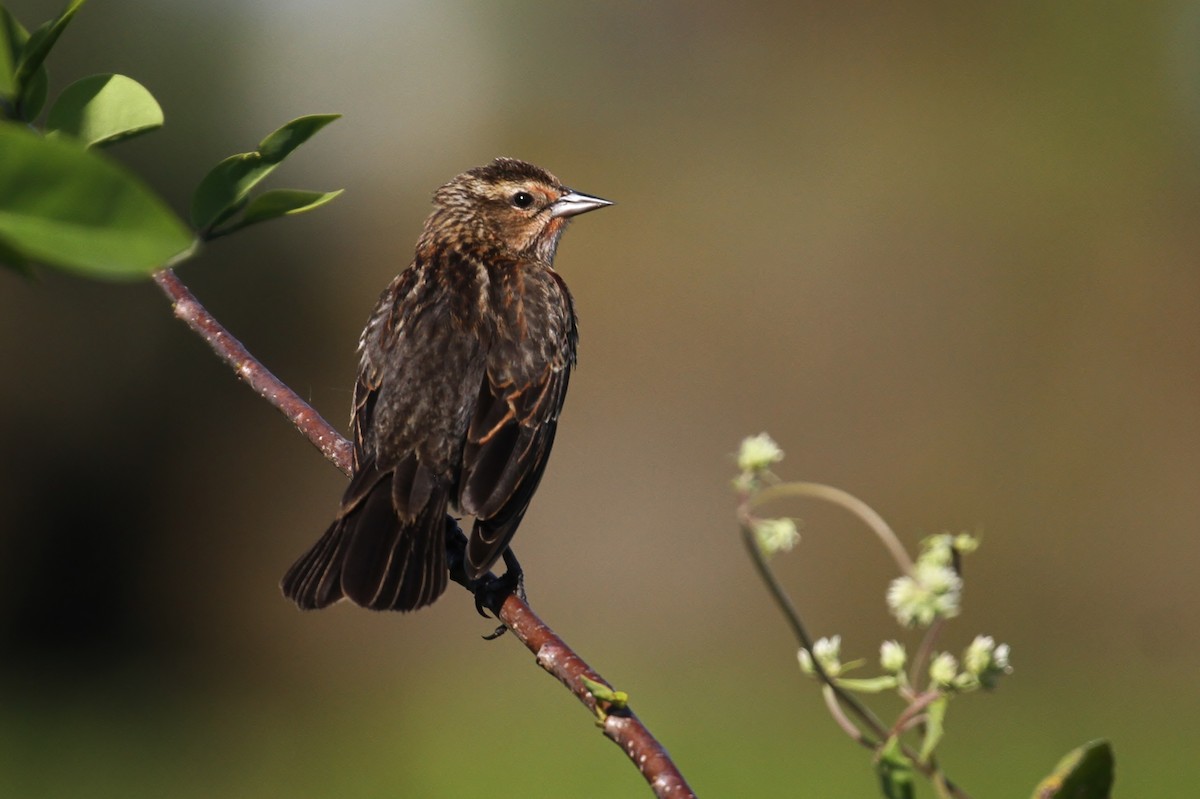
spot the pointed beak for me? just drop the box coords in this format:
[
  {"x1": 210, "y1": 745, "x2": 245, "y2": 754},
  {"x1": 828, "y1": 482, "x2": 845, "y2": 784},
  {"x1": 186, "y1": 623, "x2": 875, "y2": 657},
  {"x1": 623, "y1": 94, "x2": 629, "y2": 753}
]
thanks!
[{"x1": 548, "y1": 190, "x2": 613, "y2": 219}]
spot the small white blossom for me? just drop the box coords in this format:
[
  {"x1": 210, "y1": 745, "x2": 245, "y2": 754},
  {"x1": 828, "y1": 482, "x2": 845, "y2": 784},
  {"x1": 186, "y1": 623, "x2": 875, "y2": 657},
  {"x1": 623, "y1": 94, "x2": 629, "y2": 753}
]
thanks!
[
  {"x1": 737, "y1": 433, "x2": 784, "y2": 474},
  {"x1": 886, "y1": 561, "x2": 962, "y2": 627},
  {"x1": 813, "y1": 635, "x2": 841, "y2": 665},
  {"x1": 915, "y1": 560, "x2": 961, "y2": 596},
  {"x1": 964, "y1": 635, "x2": 995, "y2": 675},
  {"x1": 994, "y1": 644, "x2": 1011, "y2": 671},
  {"x1": 799, "y1": 636, "x2": 843, "y2": 676},
  {"x1": 753, "y1": 517, "x2": 800, "y2": 557},
  {"x1": 880, "y1": 640, "x2": 907, "y2": 673},
  {"x1": 929, "y1": 652, "x2": 959, "y2": 687},
  {"x1": 963, "y1": 635, "x2": 1012, "y2": 689}
]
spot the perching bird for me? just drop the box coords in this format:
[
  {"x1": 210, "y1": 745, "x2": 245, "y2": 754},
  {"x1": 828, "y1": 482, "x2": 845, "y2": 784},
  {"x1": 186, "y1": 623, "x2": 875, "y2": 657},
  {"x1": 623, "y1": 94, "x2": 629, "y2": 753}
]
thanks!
[{"x1": 281, "y1": 158, "x2": 611, "y2": 612}]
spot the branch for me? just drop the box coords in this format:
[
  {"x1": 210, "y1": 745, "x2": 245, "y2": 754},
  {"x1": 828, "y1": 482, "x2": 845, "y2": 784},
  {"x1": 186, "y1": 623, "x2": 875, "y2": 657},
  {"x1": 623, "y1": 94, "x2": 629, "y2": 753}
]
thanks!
[
  {"x1": 152, "y1": 270, "x2": 354, "y2": 474},
  {"x1": 152, "y1": 267, "x2": 696, "y2": 799}
]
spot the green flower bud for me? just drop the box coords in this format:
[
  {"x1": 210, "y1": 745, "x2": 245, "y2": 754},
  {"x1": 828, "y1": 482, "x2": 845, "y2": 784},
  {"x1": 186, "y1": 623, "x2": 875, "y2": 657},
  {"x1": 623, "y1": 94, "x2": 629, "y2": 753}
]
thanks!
[{"x1": 952, "y1": 532, "x2": 980, "y2": 554}]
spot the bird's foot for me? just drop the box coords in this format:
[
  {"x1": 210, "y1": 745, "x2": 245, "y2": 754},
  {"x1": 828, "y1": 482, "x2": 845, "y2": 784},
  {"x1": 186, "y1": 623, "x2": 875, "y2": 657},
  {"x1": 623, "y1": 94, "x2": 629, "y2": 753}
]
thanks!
[{"x1": 473, "y1": 549, "x2": 526, "y2": 640}]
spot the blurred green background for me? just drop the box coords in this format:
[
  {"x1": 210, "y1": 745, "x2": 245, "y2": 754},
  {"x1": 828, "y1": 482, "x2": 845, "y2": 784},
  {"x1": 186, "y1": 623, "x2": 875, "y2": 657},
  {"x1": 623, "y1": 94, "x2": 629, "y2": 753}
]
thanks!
[{"x1": 2, "y1": 1, "x2": 1198, "y2": 796}]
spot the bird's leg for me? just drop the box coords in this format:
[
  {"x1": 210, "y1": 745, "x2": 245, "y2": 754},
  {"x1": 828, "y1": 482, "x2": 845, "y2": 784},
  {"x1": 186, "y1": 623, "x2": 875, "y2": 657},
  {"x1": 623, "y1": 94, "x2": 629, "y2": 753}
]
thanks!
[
  {"x1": 495, "y1": 547, "x2": 527, "y2": 603},
  {"x1": 443, "y1": 516, "x2": 471, "y2": 586},
  {"x1": 443, "y1": 518, "x2": 525, "y2": 638},
  {"x1": 473, "y1": 548, "x2": 526, "y2": 640}
]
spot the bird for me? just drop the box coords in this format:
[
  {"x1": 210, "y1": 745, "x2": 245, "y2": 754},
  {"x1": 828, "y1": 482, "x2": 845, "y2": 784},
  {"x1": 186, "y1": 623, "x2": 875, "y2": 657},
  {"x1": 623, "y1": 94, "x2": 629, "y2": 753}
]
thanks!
[{"x1": 281, "y1": 158, "x2": 611, "y2": 613}]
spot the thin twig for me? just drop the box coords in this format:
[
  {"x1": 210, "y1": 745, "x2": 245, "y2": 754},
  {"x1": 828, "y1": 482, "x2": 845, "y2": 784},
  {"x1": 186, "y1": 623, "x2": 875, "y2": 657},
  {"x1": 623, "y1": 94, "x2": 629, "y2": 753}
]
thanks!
[
  {"x1": 908, "y1": 617, "x2": 947, "y2": 693},
  {"x1": 153, "y1": 267, "x2": 695, "y2": 799},
  {"x1": 890, "y1": 689, "x2": 942, "y2": 739},
  {"x1": 740, "y1": 523, "x2": 891, "y2": 741}
]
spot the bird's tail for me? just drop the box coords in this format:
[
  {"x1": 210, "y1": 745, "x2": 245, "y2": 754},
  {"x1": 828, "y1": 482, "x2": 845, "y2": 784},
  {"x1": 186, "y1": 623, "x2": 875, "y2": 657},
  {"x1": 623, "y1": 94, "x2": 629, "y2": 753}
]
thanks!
[{"x1": 281, "y1": 462, "x2": 449, "y2": 611}]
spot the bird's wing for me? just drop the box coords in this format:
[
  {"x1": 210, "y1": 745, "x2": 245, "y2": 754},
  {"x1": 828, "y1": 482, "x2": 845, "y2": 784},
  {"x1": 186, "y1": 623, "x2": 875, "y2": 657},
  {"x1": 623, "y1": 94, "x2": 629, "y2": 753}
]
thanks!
[{"x1": 459, "y1": 271, "x2": 576, "y2": 579}]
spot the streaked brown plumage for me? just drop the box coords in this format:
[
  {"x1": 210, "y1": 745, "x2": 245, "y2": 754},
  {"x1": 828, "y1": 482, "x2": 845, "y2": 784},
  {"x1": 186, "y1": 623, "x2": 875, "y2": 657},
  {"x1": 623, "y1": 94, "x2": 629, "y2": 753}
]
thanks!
[{"x1": 281, "y1": 158, "x2": 611, "y2": 612}]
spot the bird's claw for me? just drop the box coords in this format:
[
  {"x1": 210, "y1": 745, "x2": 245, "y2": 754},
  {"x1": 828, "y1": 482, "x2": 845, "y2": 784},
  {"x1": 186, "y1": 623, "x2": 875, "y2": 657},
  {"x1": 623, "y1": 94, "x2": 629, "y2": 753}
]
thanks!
[
  {"x1": 472, "y1": 557, "x2": 525, "y2": 640},
  {"x1": 446, "y1": 526, "x2": 527, "y2": 639}
]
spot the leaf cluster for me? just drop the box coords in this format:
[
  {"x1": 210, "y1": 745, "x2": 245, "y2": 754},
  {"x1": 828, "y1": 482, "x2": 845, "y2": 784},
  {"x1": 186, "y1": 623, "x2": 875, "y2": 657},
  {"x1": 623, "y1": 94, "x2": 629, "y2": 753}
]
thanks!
[{"x1": 0, "y1": 0, "x2": 341, "y2": 280}]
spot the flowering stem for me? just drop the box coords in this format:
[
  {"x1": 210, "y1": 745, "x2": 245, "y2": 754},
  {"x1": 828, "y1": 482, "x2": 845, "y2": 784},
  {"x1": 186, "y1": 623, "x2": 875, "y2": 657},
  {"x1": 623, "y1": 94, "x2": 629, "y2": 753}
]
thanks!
[
  {"x1": 739, "y1": 522, "x2": 890, "y2": 741},
  {"x1": 749, "y1": 482, "x2": 916, "y2": 573},
  {"x1": 740, "y1": 521, "x2": 972, "y2": 796},
  {"x1": 908, "y1": 617, "x2": 947, "y2": 693}
]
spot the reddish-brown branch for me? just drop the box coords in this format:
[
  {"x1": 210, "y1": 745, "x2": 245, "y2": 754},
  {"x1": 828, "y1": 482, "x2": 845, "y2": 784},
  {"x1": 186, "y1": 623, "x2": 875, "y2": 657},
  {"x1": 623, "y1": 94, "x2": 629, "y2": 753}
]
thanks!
[
  {"x1": 153, "y1": 269, "x2": 355, "y2": 475},
  {"x1": 152, "y1": 267, "x2": 695, "y2": 799},
  {"x1": 501, "y1": 595, "x2": 694, "y2": 798}
]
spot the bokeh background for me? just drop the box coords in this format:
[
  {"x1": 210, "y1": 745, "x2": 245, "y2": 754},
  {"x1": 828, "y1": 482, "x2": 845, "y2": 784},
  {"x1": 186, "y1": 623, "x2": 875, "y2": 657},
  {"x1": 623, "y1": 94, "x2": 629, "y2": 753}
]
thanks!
[{"x1": 2, "y1": 1, "x2": 1198, "y2": 796}]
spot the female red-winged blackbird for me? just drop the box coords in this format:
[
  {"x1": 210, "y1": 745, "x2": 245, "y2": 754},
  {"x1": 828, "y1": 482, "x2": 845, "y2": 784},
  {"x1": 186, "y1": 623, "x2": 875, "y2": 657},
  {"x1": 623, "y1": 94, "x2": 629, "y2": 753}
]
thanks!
[{"x1": 281, "y1": 158, "x2": 611, "y2": 612}]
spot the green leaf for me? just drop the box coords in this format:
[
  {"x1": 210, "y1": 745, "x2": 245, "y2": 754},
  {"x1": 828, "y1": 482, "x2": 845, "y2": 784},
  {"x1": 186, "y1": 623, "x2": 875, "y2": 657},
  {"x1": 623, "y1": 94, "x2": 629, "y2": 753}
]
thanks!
[
  {"x1": 189, "y1": 113, "x2": 340, "y2": 232},
  {"x1": 258, "y1": 113, "x2": 340, "y2": 161},
  {"x1": 0, "y1": 5, "x2": 49, "y2": 122},
  {"x1": 875, "y1": 736, "x2": 915, "y2": 799},
  {"x1": 917, "y1": 696, "x2": 948, "y2": 763},
  {"x1": 1031, "y1": 740, "x2": 1114, "y2": 799},
  {"x1": 47, "y1": 74, "x2": 163, "y2": 147},
  {"x1": 213, "y1": 188, "x2": 343, "y2": 236},
  {"x1": 0, "y1": 236, "x2": 34, "y2": 276},
  {"x1": 18, "y1": 60, "x2": 48, "y2": 121},
  {"x1": 0, "y1": 11, "x2": 14, "y2": 101},
  {"x1": 14, "y1": 0, "x2": 86, "y2": 90},
  {"x1": 834, "y1": 676, "x2": 898, "y2": 693},
  {"x1": 0, "y1": 5, "x2": 28, "y2": 98},
  {"x1": 0, "y1": 122, "x2": 195, "y2": 279}
]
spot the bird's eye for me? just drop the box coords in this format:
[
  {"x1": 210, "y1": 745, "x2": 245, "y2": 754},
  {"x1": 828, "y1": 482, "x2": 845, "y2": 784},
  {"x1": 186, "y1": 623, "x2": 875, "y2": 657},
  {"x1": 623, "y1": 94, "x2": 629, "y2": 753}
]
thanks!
[{"x1": 511, "y1": 191, "x2": 535, "y2": 209}]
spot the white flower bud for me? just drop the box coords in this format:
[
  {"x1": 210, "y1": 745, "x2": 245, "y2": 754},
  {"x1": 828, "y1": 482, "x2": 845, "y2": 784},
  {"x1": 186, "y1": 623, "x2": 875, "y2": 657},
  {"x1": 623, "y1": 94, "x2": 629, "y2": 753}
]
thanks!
[
  {"x1": 886, "y1": 562, "x2": 962, "y2": 628},
  {"x1": 753, "y1": 517, "x2": 800, "y2": 557},
  {"x1": 929, "y1": 652, "x2": 959, "y2": 687},
  {"x1": 880, "y1": 640, "x2": 907, "y2": 673},
  {"x1": 737, "y1": 433, "x2": 784, "y2": 474}
]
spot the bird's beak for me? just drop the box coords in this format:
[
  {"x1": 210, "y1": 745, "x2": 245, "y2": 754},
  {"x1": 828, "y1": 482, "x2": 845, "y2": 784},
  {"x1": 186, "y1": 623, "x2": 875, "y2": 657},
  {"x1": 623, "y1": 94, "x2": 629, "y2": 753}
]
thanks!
[{"x1": 548, "y1": 190, "x2": 613, "y2": 219}]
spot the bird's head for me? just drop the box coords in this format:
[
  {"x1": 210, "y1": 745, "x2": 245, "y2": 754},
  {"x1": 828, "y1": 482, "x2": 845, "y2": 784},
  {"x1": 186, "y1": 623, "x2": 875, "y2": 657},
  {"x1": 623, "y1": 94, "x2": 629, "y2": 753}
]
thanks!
[{"x1": 425, "y1": 158, "x2": 611, "y2": 263}]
